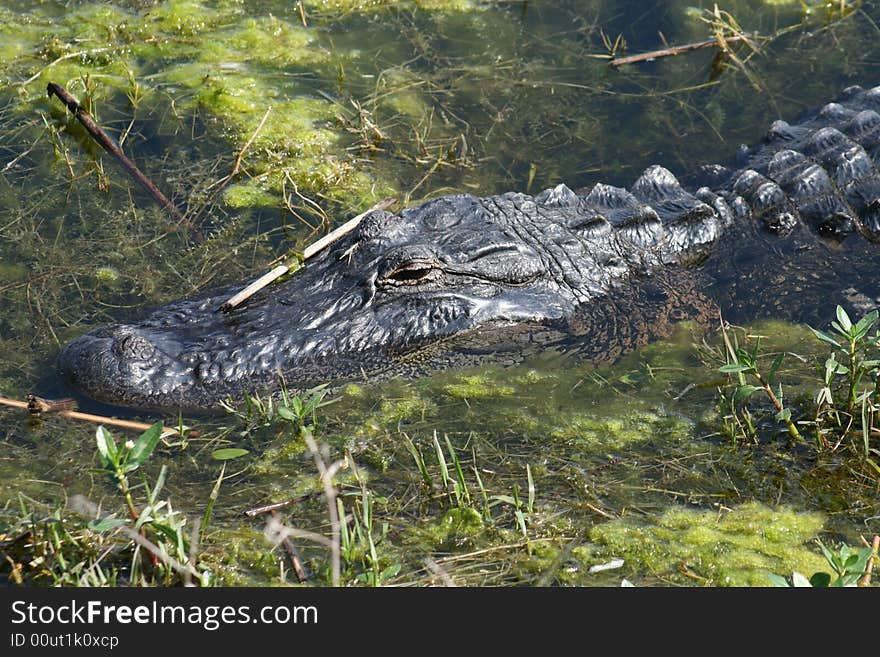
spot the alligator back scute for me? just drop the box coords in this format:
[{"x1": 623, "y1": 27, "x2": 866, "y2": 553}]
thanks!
[{"x1": 719, "y1": 84, "x2": 880, "y2": 242}]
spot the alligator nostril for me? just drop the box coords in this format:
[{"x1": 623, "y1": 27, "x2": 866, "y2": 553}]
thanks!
[{"x1": 111, "y1": 330, "x2": 156, "y2": 360}]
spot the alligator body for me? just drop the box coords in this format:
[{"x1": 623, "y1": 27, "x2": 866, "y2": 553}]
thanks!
[{"x1": 58, "y1": 84, "x2": 880, "y2": 412}]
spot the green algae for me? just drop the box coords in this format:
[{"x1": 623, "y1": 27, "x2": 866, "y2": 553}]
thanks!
[
  {"x1": 442, "y1": 374, "x2": 516, "y2": 399},
  {"x1": 589, "y1": 502, "x2": 828, "y2": 586},
  {"x1": 202, "y1": 525, "x2": 287, "y2": 585},
  {"x1": 424, "y1": 506, "x2": 484, "y2": 547}
]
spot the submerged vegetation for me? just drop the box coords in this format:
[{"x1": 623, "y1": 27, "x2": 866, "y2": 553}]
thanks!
[{"x1": 1, "y1": 0, "x2": 880, "y2": 586}]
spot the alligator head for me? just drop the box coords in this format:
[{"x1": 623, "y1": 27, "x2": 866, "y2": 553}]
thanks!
[{"x1": 58, "y1": 194, "x2": 585, "y2": 412}]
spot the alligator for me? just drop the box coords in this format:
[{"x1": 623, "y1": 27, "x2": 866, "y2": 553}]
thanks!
[{"x1": 58, "y1": 84, "x2": 880, "y2": 412}]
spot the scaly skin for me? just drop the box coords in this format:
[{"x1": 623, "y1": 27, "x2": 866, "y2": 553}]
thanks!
[{"x1": 58, "y1": 84, "x2": 880, "y2": 411}]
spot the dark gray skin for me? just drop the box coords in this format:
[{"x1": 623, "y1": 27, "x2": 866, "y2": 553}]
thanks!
[{"x1": 58, "y1": 84, "x2": 880, "y2": 412}]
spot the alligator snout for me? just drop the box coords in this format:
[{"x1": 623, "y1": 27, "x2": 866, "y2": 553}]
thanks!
[{"x1": 58, "y1": 324, "x2": 185, "y2": 410}]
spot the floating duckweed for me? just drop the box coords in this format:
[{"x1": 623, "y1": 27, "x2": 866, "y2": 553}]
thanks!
[
  {"x1": 251, "y1": 437, "x2": 308, "y2": 474},
  {"x1": 589, "y1": 502, "x2": 828, "y2": 586},
  {"x1": 222, "y1": 183, "x2": 279, "y2": 209},
  {"x1": 202, "y1": 526, "x2": 284, "y2": 585},
  {"x1": 342, "y1": 383, "x2": 365, "y2": 398},
  {"x1": 513, "y1": 369, "x2": 557, "y2": 386},
  {"x1": 205, "y1": 17, "x2": 323, "y2": 68},
  {"x1": 143, "y1": 0, "x2": 225, "y2": 37}
]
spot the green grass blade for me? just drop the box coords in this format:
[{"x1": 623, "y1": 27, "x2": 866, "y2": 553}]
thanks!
[{"x1": 202, "y1": 463, "x2": 226, "y2": 541}]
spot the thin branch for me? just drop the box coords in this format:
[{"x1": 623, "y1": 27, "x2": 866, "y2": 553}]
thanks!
[
  {"x1": 302, "y1": 430, "x2": 345, "y2": 587},
  {"x1": 45, "y1": 81, "x2": 201, "y2": 242},
  {"x1": 217, "y1": 197, "x2": 395, "y2": 313},
  {"x1": 271, "y1": 511, "x2": 310, "y2": 583},
  {"x1": 0, "y1": 394, "x2": 191, "y2": 438},
  {"x1": 610, "y1": 33, "x2": 756, "y2": 67},
  {"x1": 245, "y1": 492, "x2": 319, "y2": 517}
]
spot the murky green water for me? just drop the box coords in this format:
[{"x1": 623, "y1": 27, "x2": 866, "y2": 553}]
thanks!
[{"x1": 1, "y1": 1, "x2": 879, "y2": 586}]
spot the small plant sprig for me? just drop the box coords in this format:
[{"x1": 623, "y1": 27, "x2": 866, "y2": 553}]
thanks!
[
  {"x1": 718, "y1": 335, "x2": 801, "y2": 442},
  {"x1": 810, "y1": 306, "x2": 879, "y2": 412},
  {"x1": 810, "y1": 306, "x2": 880, "y2": 456},
  {"x1": 769, "y1": 537, "x2": 878, "y2": 587},
  {"x1": 95, "y1": 421, "x2": 163, "y2": 521},
  {"x1": 94, "y1": 422, "x2": 212, "y2": 585},
  {"x1": 220, "y1": 383, "x2": 332, "y2": 435}
]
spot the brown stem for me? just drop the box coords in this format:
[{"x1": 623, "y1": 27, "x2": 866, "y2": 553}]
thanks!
[
  {"x1": 46, "y1": 81, "x2": 202, "y2": 242},
  {"x1": 244, "y1": 493, "x2": 319, "y2": 517},
  {"x1": 272, "y1": 511, "x2": 309, "y2": 583},
  {"x1": 753, "y1": 374, "x2": 802, "y2": 441},
  {"x1": 859, "y1": 535, "x2": 879, "y2": 587},
  {"x1": 610, "y1": 34, "x2": 754, "y2": 67}
]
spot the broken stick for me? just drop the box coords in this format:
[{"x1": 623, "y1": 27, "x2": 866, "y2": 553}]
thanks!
[
  {"x1": 610, "y1": 34, "x2": 755, "y2": 67},
  {"x1": 46, "y1": 81, "x2": 202, "y2": 242},
  {"x1": 217, "y1": 197, "x2": 396, "y2": 313},
  {"x1": 0, "y1": 394, "x2": 190, "y2": 438}
]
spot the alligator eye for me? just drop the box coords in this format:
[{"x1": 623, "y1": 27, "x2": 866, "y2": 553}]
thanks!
[{"x1": 381, "y1": 262, "x2": 436, "y2": 285}]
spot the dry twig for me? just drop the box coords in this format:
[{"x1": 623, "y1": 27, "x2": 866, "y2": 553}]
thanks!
[
  {"x1": 0, "y1": 394, "x2": 190, "y2": 438},
  {"x1": 610, "y1": 34, "x2": 756, "y2": 67},
  {"x1": 46, "y1": 81, "x2": 200, "y2": 242},
  {"x1": 217, "y1": 197, "x2": 395, "y2": 312}
]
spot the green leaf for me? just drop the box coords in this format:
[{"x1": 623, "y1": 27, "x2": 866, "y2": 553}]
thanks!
[
  {"x1": 775, "y1": 408, "x2": 792, "y2": 422},
  {"x1": 125, "y1": 421, "x2": 163, "y2": 471},
  {"x1": 380, "y1": 564, "x2": 402, "y2": 581},
  {"x1": 791, "y1": 572, "x2": 813, "y2": 587},
  {"x1": 88, "y1": 516, "x2": 125, "y2": 532},
  {"x1": 854, "y1": 547, "x2": 873, "y2": 573},
  {"x1": 816, "y1": 539, "x2": 837, "y2": 567},
  {"x1": 836, "y1": 305, "x2": 853, "y2": 332},
  {"x1": 842, "y1": 552, "x2": 860, "y2": 570},
  {"x1": 824, "y1": 357, "x2": 848, "y2": 376},
  {"x1": 95, "y1": 426, "x2": 118, "y2": 469},
  {"x1": 277, "y1": 405, "x2": 297, "y2": 421},
  {"x1": 767, "y1": 573, "x2": 792, "y2": 587},
  {"x1": 151, "y1": 521, "x2": 188, "y2": 550},
  {"x1": 854, "y1": 309, "x2": 878, "y2": 336},
  {"x1": 151, "y1": 464, "x2": 168, "y2": 502},
  {"x1": 733, "y1": 385, "x2": 761, "y2": 403},
  {"x1": 488, "y1": 494, "x2": 517, "y2": 507},
  {"x1": 719, "y1": 363, "x2": 752, "y2": 374},
  {"x1": 810, "y1": 327, "x2": 845, "y2": 351},
  {"x1": 211, "y1": 448, "x2": 250, "y2": 461},
  {"x1": 834, "y1": 574, "x2": 861, "y2": 587},
  {"x1": 808, "y1": 571, "x2": 831, "y2": 587},
  {"x1": 767, "y1": 352, "x2": 785, "y2": 385}
]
